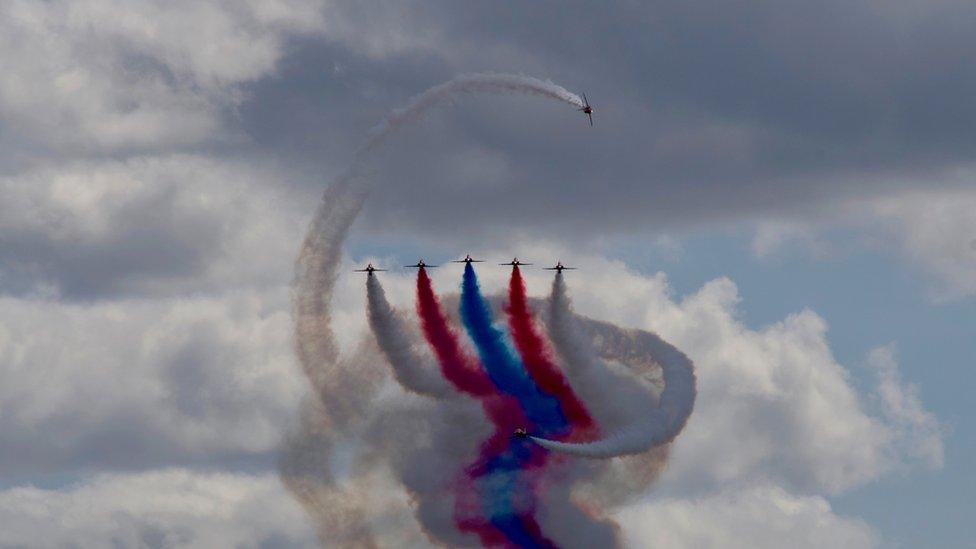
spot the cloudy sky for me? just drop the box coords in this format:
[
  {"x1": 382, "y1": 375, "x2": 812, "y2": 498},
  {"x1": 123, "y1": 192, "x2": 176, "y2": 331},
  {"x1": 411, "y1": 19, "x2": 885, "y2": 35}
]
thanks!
[{"x1": 0, "y1": 0, "x2": 973, "y2": 547}]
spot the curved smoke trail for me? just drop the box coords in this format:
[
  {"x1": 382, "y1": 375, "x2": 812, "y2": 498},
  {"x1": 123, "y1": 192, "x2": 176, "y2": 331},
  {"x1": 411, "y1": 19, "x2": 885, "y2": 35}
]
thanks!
[
  {"x1": 507, "y1": 265, "x2": 597, "y2": 440},
  {"x1": 531, "y1": 273, "x2": 697, "y2": 458},
  {"x1": 285, "y1": 74, "x2": 591, "y2": 547},
  {"x1": 284, "y1": 73, "x2": 693, "y2": 547},
  {"x1": 366, "y1": 274, "x2": 451, "y2": 398},
  {"x1": 291, "y1": 70, "x2": 586, "y2": 401},
  {"x1": 366, "y1": 73, "x2": 582, "y2": 151}
]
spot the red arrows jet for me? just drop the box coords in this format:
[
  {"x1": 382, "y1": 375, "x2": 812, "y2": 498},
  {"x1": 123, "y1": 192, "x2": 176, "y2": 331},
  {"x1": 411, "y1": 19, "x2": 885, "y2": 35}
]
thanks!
[
  {"x1": 354, "y1": 263, "x2": 387, "y2": 276},
  {"x1": 405, "y1": 259, "x2": 437, "y2": 269},
  {"x1": 500, "y1": 258, "x2": 532, "y2": 267},
  {"x1": 543, "y1": 261, "x2": 576, "y2": 273},
  {"x1": 579, "y1": 93, "x2": 593, "y2": 126},
  {"x1": 452, "y1": 254, "x2": 485, "y2": 265}
]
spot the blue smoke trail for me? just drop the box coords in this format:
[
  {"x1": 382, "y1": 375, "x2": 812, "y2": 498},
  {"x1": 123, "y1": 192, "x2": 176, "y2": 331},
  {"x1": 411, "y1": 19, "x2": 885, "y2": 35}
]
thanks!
[
  {"x1": 459, "y1": 263, "x2": 569, "y2": 548},
  {"x1": 460, "y1": 263, "x2": 567, "y2": 434}
]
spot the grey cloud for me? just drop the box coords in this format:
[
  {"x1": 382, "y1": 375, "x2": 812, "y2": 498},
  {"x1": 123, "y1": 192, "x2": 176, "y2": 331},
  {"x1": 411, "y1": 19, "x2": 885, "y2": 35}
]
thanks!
[
  {"x1": 0, "y1": 156, "x2": 311, "y2": 300},
  {"x1": 0, "y1": 292, "x2": 303, "y2": 476},
  {"x1": 236, "y1": 0, "x2": 976, "y2": 242},
  {"x1": 0, "y1": 470, "x2": 317, "y2": 548}
]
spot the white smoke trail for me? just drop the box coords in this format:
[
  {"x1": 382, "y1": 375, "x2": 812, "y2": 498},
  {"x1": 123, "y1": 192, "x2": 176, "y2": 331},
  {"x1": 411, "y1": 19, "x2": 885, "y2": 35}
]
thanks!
[
  {"x1": 366, "y1": 274, "x2": 451, "y2": 398},
  {"x1": 285, "y1": 73, "x2": 600, "y2": 546},
  {"x1": 532, "y1": 273, "x2": 697, "y2": 458},
  {"x1": 365, "y1": 73, "x2": 583, "y2": 152}
]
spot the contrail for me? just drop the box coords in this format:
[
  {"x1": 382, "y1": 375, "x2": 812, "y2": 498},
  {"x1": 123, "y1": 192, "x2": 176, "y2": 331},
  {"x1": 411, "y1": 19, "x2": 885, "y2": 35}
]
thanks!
[
  {"x1": 531, "y1": 272, "x2": 697, "y2": 458},
  {"x1": 366, "y1": 273, "x2": 451, "y2": 398}
]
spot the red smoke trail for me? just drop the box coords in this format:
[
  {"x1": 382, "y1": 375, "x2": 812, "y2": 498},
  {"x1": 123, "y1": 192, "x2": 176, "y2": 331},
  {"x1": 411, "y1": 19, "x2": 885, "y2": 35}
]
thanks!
[
  {"x1": 507, "y1": 266, "x2": 598, "y2": 441},
  {"x1": 416, "y1": 267, "x2": 549, "y2": 545},
  {"x1": 417, "y1": 267, "x2": 496, "y2": 398}
]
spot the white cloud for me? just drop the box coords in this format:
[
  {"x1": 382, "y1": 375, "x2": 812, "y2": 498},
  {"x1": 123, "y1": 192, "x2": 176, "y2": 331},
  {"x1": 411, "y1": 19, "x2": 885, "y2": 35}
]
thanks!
[
  {"x1": 552, "y1": 256, "x2": 893, "y2": 494},
  {"x1": 0, "y1": 155, "x2": 313, "y2": 298},
  {"x1": 404, "y1": 242, "x2": 942, "y2": 496},
  {"x1": 0, "y1": 469, "x2": 316, "y2": 548},
  {"x1": 617, "y1": 485, "x2": 878, "y2": 549},
  {"x1": 866, "y1": 344, "x2": 945, "y2": 470},
  {"x1": 0, "y1": 290, "x2": 303, "y2": 472},
  {"x1": 751, "y1": 219, "x2": 831, "y2": 259},
  {"x1": 0, "y1": 0, "x2": 325, "y2": 151},
  {"x1": 748, "y1": 183, "x2": 976, "y2": 301},
  {"x1": 870, "y1": 187, "x2": 976, "y2": 300}
]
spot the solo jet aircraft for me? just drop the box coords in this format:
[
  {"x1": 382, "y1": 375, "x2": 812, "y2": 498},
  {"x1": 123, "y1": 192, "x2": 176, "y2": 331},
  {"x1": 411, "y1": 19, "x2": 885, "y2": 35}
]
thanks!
[
  {"x1": 579, "y1": 93, "x2": 593, "y2": 126},
  {"x1": 543, "y1": 261, "x2": 576, "y2": 273},
  {"x1": 513, "y1": 428, "x2": 529, "y2": 439},
  {"x1": 452, "y1": 254, "x2": 485, "y2": 265},
  {"x1": 354, "y1": 263, "x2": 387, "y2": 276}
]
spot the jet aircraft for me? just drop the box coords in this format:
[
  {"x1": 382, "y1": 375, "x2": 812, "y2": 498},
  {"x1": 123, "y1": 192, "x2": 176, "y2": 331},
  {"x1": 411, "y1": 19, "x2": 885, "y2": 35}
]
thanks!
[
  {"x1": 543, "y1": 261, "x2": 576, "y2": 273},
  {"x1": 405, "y1": 259, "x2": 437, "y2": 269},
  {"x1": 354, "y1": 263, "x2": 387, "y2": 276},
  {"x1": 452, "y1": 254, "x2": 485, "y2": 265},
  {"x1": 500, "y1": 258, "x2": 532, "y2": 267},
  {"x1": 513, "y1": 428, "x2": 529, "y2": 439},
  {"x1": 579, "y1": 93, "x2": 593, "y2": 126}
]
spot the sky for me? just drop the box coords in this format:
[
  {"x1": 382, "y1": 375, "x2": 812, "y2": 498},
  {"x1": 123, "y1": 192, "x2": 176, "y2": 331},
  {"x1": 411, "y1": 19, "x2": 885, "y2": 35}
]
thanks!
[{"x1": 0, "y1": 0, "x2": 973, "y2": 547}]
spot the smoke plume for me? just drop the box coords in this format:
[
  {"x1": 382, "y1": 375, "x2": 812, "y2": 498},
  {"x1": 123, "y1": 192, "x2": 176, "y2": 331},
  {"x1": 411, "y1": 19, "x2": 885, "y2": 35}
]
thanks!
[
  {"x1": 531, "y1": 273, "x2": 697, "y2": 458},
  {"x1": 282, "y1": 73, "x2": 695, "y2": 547}
]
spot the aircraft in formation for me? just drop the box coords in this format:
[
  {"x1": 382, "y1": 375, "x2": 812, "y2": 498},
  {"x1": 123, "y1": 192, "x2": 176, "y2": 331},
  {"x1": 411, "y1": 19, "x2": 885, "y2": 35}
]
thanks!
[
  {"x1": 353, "y1": 263, "x2": 387, "y2": 276},
  {"x1": 405, "y1": 259, "x2": 437, "y2": 269},
  {"x1": 499, "y1": 257, "x2": 532, "y2": 267},
  {"x1": 579, "y1": 93, "x2": 594, "y2": 126},
  {"x1": 543, "y1": 261, "x2": 576, "y2": 273},
  {"x1": 452, "y1": 254, "x2": 485, "y2": 265},
  {"x1": 357, "y1": 258, "x2": 577, "y2": 274}
]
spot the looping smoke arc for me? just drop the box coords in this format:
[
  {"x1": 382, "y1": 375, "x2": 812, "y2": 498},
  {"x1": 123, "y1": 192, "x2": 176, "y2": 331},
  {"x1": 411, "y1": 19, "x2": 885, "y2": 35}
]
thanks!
[
  {"x1": 283, "y1": 73, "x2": 696, "y2": 548},
  {"x1": 529, "y1": 272, "x2": 696, "y2": 458}
]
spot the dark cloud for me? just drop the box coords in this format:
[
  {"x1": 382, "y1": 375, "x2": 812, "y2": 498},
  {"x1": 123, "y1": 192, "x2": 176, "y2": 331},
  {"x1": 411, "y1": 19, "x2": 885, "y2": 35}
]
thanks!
[{"x1": 239, "y1": 0, "x2": 976, "y2": 241}]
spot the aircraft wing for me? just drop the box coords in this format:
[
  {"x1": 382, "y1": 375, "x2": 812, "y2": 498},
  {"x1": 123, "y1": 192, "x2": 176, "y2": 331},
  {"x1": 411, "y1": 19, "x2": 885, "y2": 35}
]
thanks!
[{"x1": 588, "y1": 112, "x2": 593, "y2": 126}]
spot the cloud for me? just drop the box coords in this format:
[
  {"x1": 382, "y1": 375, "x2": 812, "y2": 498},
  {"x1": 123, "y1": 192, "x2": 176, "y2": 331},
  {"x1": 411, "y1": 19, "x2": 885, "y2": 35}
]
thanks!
[
  {"x1": 0, "y1": 469, "x2": 316, "y2": 548},
  {"x1": 233, "y1": 0, "x2": 976, "y2": 242},
  {"x1": 747, "y1": 183, "x2": 976, "y2": 301},
  {"x1": 0, "y1": 155, "x2": 312, "y2": 299},
  {"x1": 866, "y1": 344, "x2": 945, "y2": 469},
  {"x1": 0, "y1": 0, "x2": 324, "y2": 152},
  {"x1": 0, "y1": 238, "x2": 943, "y2": 543},
  {"x1": 0, "y1": 290, "x2": 303, "y2": 475},
  {"x1": 0, "y1": 2, "x2": 957, "y2": 544},
  {"x1": 616, "y1": 485, "x2": 879, "y2": 549},
  {"x1": 870, "y1": 187, "x2": 976, "y2": 300},
  {"x1": 458, "y1": 244, "x2": 942, "y2": 494}
]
